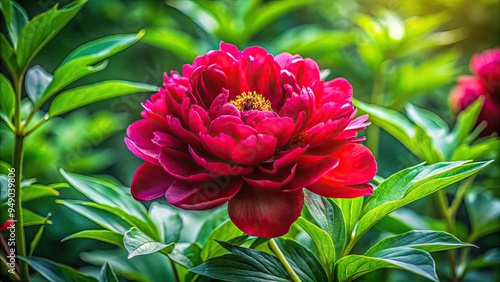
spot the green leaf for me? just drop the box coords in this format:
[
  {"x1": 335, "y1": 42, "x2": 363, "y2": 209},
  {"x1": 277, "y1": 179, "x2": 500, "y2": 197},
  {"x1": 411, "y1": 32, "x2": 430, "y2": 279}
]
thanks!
[
  {"x1": 5, "y1": 1, "x2": 28, "y2": 49},
  {"x1": 450, "y1": 97, "x2": 484, "y2": 145},
  {"x1": 148, "y1": 202, "x2": 182, "y2": 244},
  {"x1": 0, "y1": 33, "x2": 17, "y2": 75},
  {"x1": 20, "y1": 256, "x2": 98, "y2": 282},
  {"x1": 196, "y1": 208, "x2": 228, "y2": 245},
  {"x1": 43, "y1": 31, "x2": 144, "y2": 99},
  {"x1": 25, "y1": 65, "x2": 53, "y2": 103},
  {"x1": 0, "y1": 0, "x2": 13, "y2": 27},
  {"x1": 48, "y1": 80, "x2": 158, "y2": 117},
  {"x1": 22, "y1": 184, "x2": 59, "y2": 202},
  {"x1": 465, "y1": 248, "x2": 500, "y2": 273},
  {"x1": 357, "y1": 161, "x2": 490, "y2": 239},
  {"x1": 62, "y1": 229, "x2": 124, "y2": 247},
  {"x1": 354, "y1": 98, "x2": 415, "y2": 149},
  {"x1": 123, "y1": 227, "x2": 174, "y2": 259},
  {"x1": 168, "y1": 242, "x2": 202, "y2": 269},
  {"x1": 57, "y1": 200, "x2": 131, "y2": 233},
  {"x1": 365, "y1": 230, "x2": 474, "y2": 255},
  {"x1": 274, "y1": 238, "x2": 328, "y2": 282},
  {"x1": 465, "y1": 189, "x2": 500, "y2": 239},
  {"x1": 335, "y1": 248, "x2": 438, "y2": 282},
  {"x1": 29, "y1": 213, "x2": 51, "y2": 256},
  {"x1": 99, "y1": 262, "x2": 119, "y2": 282},
  {"x1": 201, "y1": 219, "x2": 244, "y2": 260},
  {"x1": 294, "y1": 217, "x2": 335, "y2": 275},
  {"x1": 23, "y1": 208, "x2": 52, "y2": 226},
  {"x1": 191, "y1": 242, "x2": 291, "y2": 282},
  {"x1": 142, "y1": 29, "x2": 199, "y2": 61},
  {"x1": 0, "y1": 73, "x2": 15, "y2": 119},
  {"x1": 334, "y1": 197, "x2": 363, "y2": 237},
  {"x1": 304, "y1": 191, "x2": 346, "y2": 261},
  {"x1": 16, "y1": 0, "x2": 87, "y2": 71}
]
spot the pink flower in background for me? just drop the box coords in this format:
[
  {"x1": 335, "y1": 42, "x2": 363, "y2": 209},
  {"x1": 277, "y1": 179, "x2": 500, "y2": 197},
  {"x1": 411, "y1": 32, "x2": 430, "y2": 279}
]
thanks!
[
  {"x1": 0, "y1": 219, "x2": 14, "y2": 230},
  {"x1": 450, "y1": 48, "x2": 500, "y2": 137},
  {"x1": 125, "y1": 42, "x2": 377, "y2": 238}
]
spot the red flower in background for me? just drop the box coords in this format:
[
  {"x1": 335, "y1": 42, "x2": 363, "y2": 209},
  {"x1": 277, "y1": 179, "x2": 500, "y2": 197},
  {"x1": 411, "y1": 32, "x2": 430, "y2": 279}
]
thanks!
[
  {"x1": 0, "y1": 219, "x2": 13, "y2": 230},
  {"x1": 126, "y1": 42, "x2": 377, "y2": 238},
  {"x1": 450, "y1": 48, "x2": 500, "y2": 137}
]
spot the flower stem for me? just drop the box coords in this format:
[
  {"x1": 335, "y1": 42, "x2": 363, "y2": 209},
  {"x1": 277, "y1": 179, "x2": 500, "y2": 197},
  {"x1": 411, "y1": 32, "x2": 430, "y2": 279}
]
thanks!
[
  {"x1": 366, "y1": 73, "x2": 385, "y2": 159},
  {"x1": 435, "y1": 189, "x2": 457, "y2": 280},
  {"x1": 268, "y1": 238, "x2": 301, "y2": 282}
]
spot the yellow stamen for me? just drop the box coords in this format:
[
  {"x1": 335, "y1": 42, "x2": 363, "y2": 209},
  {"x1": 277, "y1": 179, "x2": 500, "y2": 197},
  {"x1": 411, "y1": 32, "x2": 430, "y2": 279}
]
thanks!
[{"x1": 230, "y1": 91, "x2": 272, "y2": 112}]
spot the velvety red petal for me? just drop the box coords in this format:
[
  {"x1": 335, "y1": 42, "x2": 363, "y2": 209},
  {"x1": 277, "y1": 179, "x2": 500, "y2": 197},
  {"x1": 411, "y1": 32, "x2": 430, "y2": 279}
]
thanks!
[
  {"x1": 243, "y1": 164, "x2": 297, "y2": 189},
  {"x1": 324, "y1": 143, "x2": 377, "y2": 185},
  {"x1": 159, "y1": 148, "x2": 215, "y2": 182},
  {"x1": 255, "y1": 117, "x2": 294, "y2": 147},
  {"x1": 152, "y1": 132, "x2": 185, "y2": 149},
  {"x1": 307, "y1": 182, "x2": 373, "y2": 198},
  {"x1": 131, "y1": 162, "x2": 175, "y2": 201},
  {"x1": 209, "y1": 91, "x2": 241, "y2": 120},
  {"x1": 228, "y1": 186, "x2": 304, "y2": 238},
  {"x1": 258, "y1": 146, "x2": 308, "y2": 174},
  {"x1": 166, "y1": 177, "x2": 242, "y2": 210},
  {"x1": 124, "y1": 138, "x2": 159, "y2": 165},
  {"x1": 189, "y1": 146, "x2": 253, "y2": 175},
  {"x1": 232, "y1": 134, "x2": 277, "y2": 166},
  {"x1": 321, "y1": 78, "x2": 353, "y2": 104},
  {"x1": 199, "y1": 133, "x2": 236, "y2": 161},
  {"x1": 281, "y1": 155, "x2": 339, "y2": 191},
  {"x1": 209, "y1": 115, "x2": 257, "y2": 140}
]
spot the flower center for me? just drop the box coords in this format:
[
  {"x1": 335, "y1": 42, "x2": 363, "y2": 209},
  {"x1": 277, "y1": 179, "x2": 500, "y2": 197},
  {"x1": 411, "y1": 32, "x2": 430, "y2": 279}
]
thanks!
[
  {"x1": 284, "y1": 132, "x2": 307, "y2": 150},
  {"x1": 230, "y1": 91, "x2": 272, "y2": 112}
]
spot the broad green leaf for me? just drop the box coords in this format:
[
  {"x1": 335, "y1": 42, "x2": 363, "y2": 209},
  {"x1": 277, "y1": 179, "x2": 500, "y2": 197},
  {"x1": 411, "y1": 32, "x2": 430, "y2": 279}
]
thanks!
[
  {"x1": 335, "y1": 197, "x2": 363, "y2": 237},
  {"x1": 20, "y1": 256, "x2": 98, "y2": 282},
  {"x1": 23, "y1": 208, "x2": 52, "y2": 226},
  {"x1": 452, "y1": 138, "x2": 500, "y2": 161},
  {"x1": 99, "y1": 262, "x2": 119, "y2": 282},
  {"x1": 275, "y1": 238, "x2": 328, "y2": 282},
  {"x1": 413, "y1": 125, "x2": 444, "y2": 163},
  {"x1": 191, "y1": 242, "x2": 291, "y2": 282},
  {"x1": 148, "y1": 202, "x2": 182, "y2": 244},
  {"x1": 196, "y1": 207, "x2": 228, "y2": 245},
  {"x1": 16, "y1": 0, "x2": 87, "y2": 71},
  {"x1": 304, "y1": 191, "x2": 346, "y2": 261},
  {"x1": 201, "y1": 219, "x2": 244, "y2": 260},
  {"x1": 48, "y1": 80, "x2": 158, "y2": 117},
  {"x1": 5, "y1": 1, "x2": 28, "y2": 49},
  {"x1": 142, "y1": 29, "x2": 199, "y2": 61},
  {"x1": 465, "y1": 189, "x2": 500, "y2": 239},
  {"x1": 357, "y1": 161, "x2": 490, "y2": 239},
  {"x1": 365, "y1": 230, "x2": 474, "y2": 255},
  {"x1": 57, "y1": 200, "x2": 131, "y2": 234},
  {"x1": 335, "y1": 248, "x2": 438, "y2": 282},
  {"x1": 43, "y1": 31, "x2": 145, "y2": 99},
  {"x1": 295, "y1": 217, "x2": 335, "y2": 274},
  {"x1": 168, "y1": 242, "x2": 202, "y2": 269},
  {"x1": 29, "y1": 213, "x2": 51, "y2": 256},
  {"x1": 0, "y1": 73, "x2": 15, "y2": 119},
  {"x1": 123, "y1": 227, "x2": 174, "y2": 259},
  {"x1": 62, "y1": 229, "x2": 124, "y2": 247},
  {"x1": 22, "y1": 184, "x2": 59, "y2": 202},
  {"x1": 25, "y1": 65, "x2": 53, "y2": 103},
  {"x1": 0, "y1": 33, "x2": 17, "y2": 76},
  {"x1": 354, "y1": 99, "x2": 415, "y2": 149}
]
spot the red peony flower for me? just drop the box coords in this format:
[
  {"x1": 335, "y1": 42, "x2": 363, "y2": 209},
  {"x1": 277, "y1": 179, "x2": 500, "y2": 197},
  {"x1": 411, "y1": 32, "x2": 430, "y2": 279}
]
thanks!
[
  {"x1": 0, "y1": 219, "x2": 14, "y2": 230},
  {"x1": 125, "y1": 42, "x2": 377, "y2": 238},
  {"x1": 450, "y1": 48, "x2": 500, "y2": 137}
]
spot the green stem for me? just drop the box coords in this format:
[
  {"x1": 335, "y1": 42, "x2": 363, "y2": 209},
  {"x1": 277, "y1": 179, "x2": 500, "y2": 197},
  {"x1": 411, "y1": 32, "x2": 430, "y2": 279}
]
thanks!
[
  {"x1": 269, "y1": 239, "x2": 301, "y2": 282},
  {"x1": 169, "y1": 259, "x2": 180, "y2": 282},
  {"x1": 1, "y1": 255, "x2": 21, "y2": 282},
  {"x1": 341, "y1": 234, "x2": 357, "y2": 258},
  {"x1": 435, "y1": 189, "x2": 457, "y2": 281},
  {"x1": 448, "y1": 175, "x2": 476, "y2": 217},
  {"x1": 366, "y1": 73, "x2": 385, "y2": 158}
]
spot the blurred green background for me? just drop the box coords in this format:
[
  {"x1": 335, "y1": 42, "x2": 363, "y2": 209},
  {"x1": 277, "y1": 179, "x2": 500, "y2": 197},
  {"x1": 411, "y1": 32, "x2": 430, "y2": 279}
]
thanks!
[{"x1": 1, "y1": 0, "x2": 499, "y2": 280}]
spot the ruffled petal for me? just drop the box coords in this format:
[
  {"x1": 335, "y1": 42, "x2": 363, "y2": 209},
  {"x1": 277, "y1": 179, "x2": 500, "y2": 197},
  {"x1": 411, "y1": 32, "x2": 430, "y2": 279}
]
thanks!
[
  {"x1": 159, "y1": 148, "x2": 215, "y2": 182},
  {"x1": 232, "y1": 134, "x2": 277, "y2": 166},
  {"x1": 228, "y1": 185, "x2": 304, "y2": 238},
  {"x1": 243, "y1": 164, "x2": 297, "y2": 189},
  {"x1": 131, "y1": 162, "x2": 175, "y2": 201},
  {"x1": 281, "y1": 155, "x2": 339, "y2": 191},
  {"x1": 189, "y1": 146, "x2": 253, "y2": 175},
  {"x1": 324, "y1": 143, "x2": 377, "y2": 185},
  {"x1": 166, "y1": 177, "x2": 242, "y2": 210},
  {"x1": 307, "y1": 182, "x2": 373, "y2": 198},
  {"x1": 255, "y1": 117, "x2": 295, "y2": 148}
]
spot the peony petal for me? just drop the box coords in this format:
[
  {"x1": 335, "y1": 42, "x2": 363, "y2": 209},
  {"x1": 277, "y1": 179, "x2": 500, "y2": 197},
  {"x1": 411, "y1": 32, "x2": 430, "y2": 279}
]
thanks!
[
  {"x1": 124, "y1": 138, "x2": 159, "y2": 165},
  {"x1": 189, "y1": 146, "x2": 253, "y2": 175},
  {"x1": 209, "y1": 115, "x2": 257, "y2": 140},
  {"x1": 243, "y1": 164, "x2": 297, "y2": 189},
  {"x1": 232, "y1": 134, "x2": 277, "y2": 166},
  {"x1": 323, "y1": 143, "x2": 377, "y2": 185},
  {"x1": 321, "y1": 78, "x2": 353, "y2": 104},
  {"x1": 199, "y1": 132, "x2": 237, "y2": 161},
  {"x1": 258, "y1": 146, "x2": 308, "y2": 174},
  {"x1": 209, "y1": 91, "x2": 241, "y2": 120},
  {"x1": 159, "y1": 148, "x2": 215, "y2": 182},
  {"x1": 281, "y1": 155, "x2": 339, "y2": 191},
  {"x1": 307, "y1": 182, "x2": 373, "y2": 198},
  {"x1": 255, "y1": 117, "x2": 295, "y2": 148},
  {"x1": 166, "y1": 177, "x2": 242, "y2": 210},
  {"x1": 152, "y1": 132, "x2": 185, "y2": 149},
  {"x1": 131, "y1": 162, "x2": 175, "y2": 201},
  {"x1": 228, "y1": 185, "x2": 304, "y2": 238}
]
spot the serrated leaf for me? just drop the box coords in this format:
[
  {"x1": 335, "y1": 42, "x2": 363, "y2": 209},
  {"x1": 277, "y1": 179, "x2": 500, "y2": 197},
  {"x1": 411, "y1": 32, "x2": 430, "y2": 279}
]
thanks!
[
  {"x1": 274, "y1": 238, "x2": 328, "y2": 282},
  {"x1": 201, "y1": 219, "x2": 244, "y2": 260},
  {"x1": 20, "y1": 256, "x2": 98, "y2": 282},
  {"x1": 16, "y1": 0, "x2": 87, "y2": 71},
  {"x1": 62, "y1": 229, "x2": 124, "y2": 247},
  {"x1": 48, "y1": 80, "x2": 158, "y2": 117},
  {"x1": 148, "y1": 202, "x2": 182, "y2": 244},
  {"x1": 43, "y1": 31, "x2": 144, "y2": 99},
  {"x1": 357, "y1": 161, "x2": 490, "y2": 239},
  {"x1": 335, "y1": 248, "x2": 438, "y2": 282},
  {"x1": 365, "y1": 230, "x2": 474, "y2": 255},
  {"x1": 294, "y1": 217, "x2": 335, "y2": 275},
  {"x1": 25, "y1": 65, "x2": 52, "y2": 102},
  {"x1": 123, "y1": 227, "x2": 174, "y2": 259},
  {"x1": 191, "y1": 242, "x2": 291, "y2": 282},
  {"x1": 0, "y1": 73, "x2": 15, "y2": 119},
  {"x1": 99, "y1": 262, "x2": 119, "y2": 282}
]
